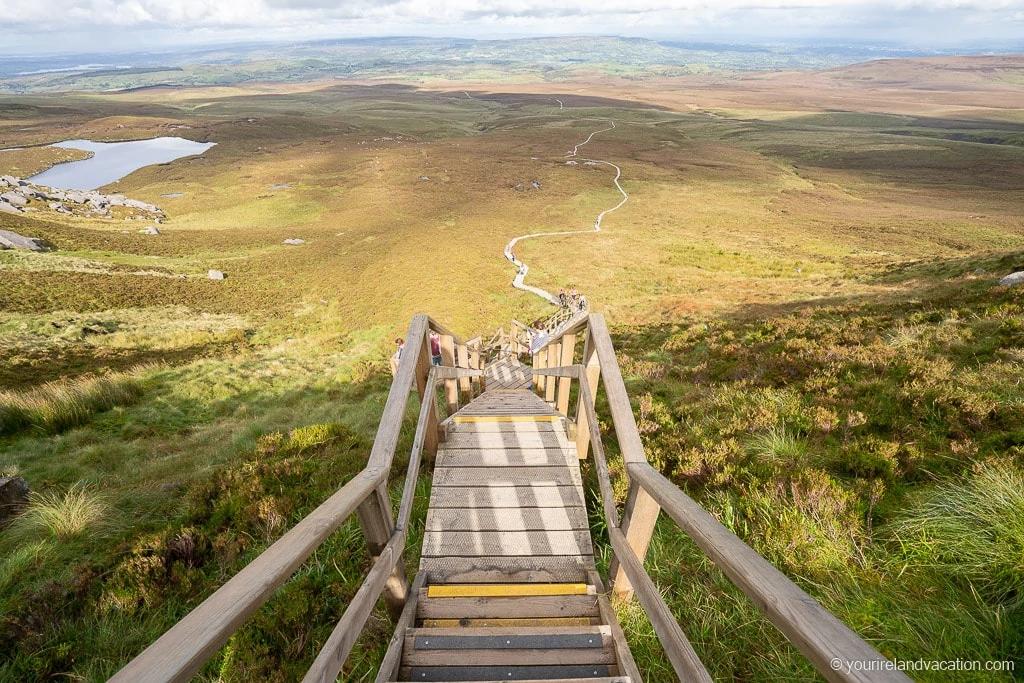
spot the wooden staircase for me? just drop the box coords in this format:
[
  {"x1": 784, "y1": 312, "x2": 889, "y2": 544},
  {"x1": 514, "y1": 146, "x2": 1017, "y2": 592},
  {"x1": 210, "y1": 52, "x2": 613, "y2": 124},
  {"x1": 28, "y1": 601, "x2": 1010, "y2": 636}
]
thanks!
[
  {"x1": 113, "y1": 313, "x2": 911, "y2": 683},
  {"x1": 376, "y1": 389, "x2": 639, "y2": 682}
]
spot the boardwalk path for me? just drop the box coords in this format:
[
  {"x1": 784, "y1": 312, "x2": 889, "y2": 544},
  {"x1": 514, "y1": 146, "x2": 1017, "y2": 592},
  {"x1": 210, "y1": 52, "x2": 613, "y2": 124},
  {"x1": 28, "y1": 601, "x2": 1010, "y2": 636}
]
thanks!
[{"x1": 503, "y1": 119, "x2": 629, "y2": 304}]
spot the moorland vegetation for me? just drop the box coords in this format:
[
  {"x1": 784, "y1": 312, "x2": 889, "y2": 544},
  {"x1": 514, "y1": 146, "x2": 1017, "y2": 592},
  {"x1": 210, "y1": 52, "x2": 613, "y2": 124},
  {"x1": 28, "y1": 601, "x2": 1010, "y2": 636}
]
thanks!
[{"x1": 0, "y1": 55, "x2": 1022, "y2": 680}]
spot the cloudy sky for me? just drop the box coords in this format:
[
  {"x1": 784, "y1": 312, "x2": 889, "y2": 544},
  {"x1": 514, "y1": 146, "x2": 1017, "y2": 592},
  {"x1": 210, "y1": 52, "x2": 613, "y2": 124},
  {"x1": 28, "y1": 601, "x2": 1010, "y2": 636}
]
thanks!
[{"x1": 2, "y1": 0, "x2": 1023, "y2": 55}]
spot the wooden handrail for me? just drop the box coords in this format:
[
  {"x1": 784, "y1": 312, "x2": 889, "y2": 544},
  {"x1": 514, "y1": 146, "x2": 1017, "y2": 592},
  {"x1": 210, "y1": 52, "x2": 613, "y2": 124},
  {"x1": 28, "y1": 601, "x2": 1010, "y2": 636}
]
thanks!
[
  {"x1": 628, "y1": 462, "x2": 909, "y2": 682},
  {"x1": 303, "y1": 369, "x2": 438, "y2": 683},
  {"x1": 113, "y1": 315, "x2": 433, "y2": 683},
  {"x1": 545, "y1": 318, "x2": 910, "y2": 683},
  {"x1": 580, "y1": 371, "x2": 712, "y2": 682}
]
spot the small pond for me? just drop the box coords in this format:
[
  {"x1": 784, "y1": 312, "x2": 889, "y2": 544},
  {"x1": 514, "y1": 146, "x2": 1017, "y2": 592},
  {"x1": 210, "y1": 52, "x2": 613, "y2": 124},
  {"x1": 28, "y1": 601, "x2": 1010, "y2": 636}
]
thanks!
[{"x1": 28, "y1": 137, "x2": 216, "y2": 191}]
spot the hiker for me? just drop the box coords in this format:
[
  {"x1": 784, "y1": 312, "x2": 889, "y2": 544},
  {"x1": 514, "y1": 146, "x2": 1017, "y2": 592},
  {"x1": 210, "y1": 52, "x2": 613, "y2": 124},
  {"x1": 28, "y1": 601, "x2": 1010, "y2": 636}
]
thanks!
[
  {"x1": 577, "y1": 294, "x2": 587, "y2": 312},
  {"x1": 430, "y1": 331, "x2": 442, "y2": 365},
  {"x1": 390, "y1": 337, "x2": 405, "y2": 375},
  {"x1": 558, "y1": 288, "x2": 567, "y2": 307},
  {"x1": 530, "y1": 320, "x2": 549, "y2": 354},
  {"x1": 570, "y1": 286, "x2": 579, "y2": 305}
]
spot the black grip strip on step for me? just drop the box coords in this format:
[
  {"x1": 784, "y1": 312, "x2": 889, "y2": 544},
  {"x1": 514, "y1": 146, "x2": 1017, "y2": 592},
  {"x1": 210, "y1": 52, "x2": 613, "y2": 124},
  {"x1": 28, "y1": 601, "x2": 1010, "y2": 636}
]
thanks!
[{"x1": 414, "y1": 633, "x2": 603, "y2": 650}]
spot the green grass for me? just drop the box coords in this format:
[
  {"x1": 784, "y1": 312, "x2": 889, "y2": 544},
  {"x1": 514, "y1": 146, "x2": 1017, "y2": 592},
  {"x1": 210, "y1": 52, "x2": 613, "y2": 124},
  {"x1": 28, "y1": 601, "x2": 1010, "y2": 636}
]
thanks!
[
  {"x1": 1, "y1": 67, "x2": 1023, "y2": 680},
  {"x1": 0, "y1": 370, "x2": 146, "y2": 436}
]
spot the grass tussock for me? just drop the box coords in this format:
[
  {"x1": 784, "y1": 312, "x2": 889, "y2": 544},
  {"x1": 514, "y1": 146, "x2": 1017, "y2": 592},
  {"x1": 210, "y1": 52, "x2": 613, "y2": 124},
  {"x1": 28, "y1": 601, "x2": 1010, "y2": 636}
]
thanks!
[
  {"x1": 0, "y1": 370, "x2": 148, "y2": 436},
  {"x1": 897, "y1": 463, "x2": 1024, "y2": 606},
  {"x1": 10, "y1": 484, "x2": 108, "y2": 541}
]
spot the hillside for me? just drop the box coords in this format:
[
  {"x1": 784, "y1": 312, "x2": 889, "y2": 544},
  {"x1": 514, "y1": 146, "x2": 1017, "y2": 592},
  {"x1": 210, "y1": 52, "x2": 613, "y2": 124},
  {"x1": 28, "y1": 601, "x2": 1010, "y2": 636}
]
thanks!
[{"x1": 1, "y1": 53, "x2": 1023, "y2": 679}]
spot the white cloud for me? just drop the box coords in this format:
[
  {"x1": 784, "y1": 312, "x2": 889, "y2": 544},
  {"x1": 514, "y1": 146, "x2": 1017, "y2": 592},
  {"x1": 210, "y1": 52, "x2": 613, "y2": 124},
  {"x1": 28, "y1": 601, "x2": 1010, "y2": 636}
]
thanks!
[{"x1": 1, "y1": 0, "x2": 1022, "y2": 53}]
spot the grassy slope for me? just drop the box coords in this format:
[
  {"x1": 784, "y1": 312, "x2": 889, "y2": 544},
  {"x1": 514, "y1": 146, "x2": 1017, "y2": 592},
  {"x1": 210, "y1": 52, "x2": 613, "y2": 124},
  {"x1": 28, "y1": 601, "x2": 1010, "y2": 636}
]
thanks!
[{"x1": 1, "y1": 65, "x2": 1023, "y2": 679}]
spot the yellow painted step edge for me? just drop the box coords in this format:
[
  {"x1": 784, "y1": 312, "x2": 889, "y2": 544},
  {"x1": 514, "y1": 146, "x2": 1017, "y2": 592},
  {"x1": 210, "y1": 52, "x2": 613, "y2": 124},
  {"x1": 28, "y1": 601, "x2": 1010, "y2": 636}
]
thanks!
[
  {"x1": 422, "y1": 617, "x2": 593, "y2": 628},
  {"x1": 453, "y1": 415, "x2": 561, "y2": 423},
  {"x1": 427, "y1": 583, "x2": 593, "y2": 598}
]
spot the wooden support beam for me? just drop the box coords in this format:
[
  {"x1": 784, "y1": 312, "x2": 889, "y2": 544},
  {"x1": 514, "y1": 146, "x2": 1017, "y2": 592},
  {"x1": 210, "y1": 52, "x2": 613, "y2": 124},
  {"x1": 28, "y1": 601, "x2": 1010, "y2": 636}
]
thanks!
[
  {"x1": 355, "y1": 483, "x2": 409, "y2": 619},
  {"x1": 440, "y1": 334, "x2": 458, "y2": 414},
  {"x1": 457, "y1": 342, "x2": 471, "y2": 401},
  {"x1": 557, "y1": 332, "x2": 576, "y2": 416},
  {"x1": 545, "y1": 343, "x2": 559, "y2": 403},
  {"x1": 575, "y1": 326, "x2": 601, "y2": 461},
  {"x1": 533, "y1": 344, "x2": 548, "y2": 396}
]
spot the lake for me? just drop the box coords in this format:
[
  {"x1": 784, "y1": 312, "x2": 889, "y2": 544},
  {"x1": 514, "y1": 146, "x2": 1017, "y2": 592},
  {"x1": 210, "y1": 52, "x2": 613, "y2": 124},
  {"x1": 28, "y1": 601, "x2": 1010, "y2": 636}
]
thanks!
[{"x1": 28, "y1": 137, "x2": 216, "y2": 191}]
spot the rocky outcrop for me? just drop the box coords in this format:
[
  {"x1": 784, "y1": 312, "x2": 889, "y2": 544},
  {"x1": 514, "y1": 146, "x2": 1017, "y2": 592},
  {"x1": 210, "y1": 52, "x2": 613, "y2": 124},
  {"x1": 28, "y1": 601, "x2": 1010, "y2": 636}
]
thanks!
[
  {"x1": 0, "y1": 477, "x2": 30, "y2": 524},
  {"x1": 208, "y1": 270, "x2": 225, "y2": 280},
  {"x1": 998, "y1": 271, "x2": 1024, "y2": 287},
  {"x1": 0, "y1": 229, "x2": 48, "y2": 251},
  {"x1": 283, "y1": 238, "x2": 305, "y2": 245},
  {"x1": 0, "y1": 175, "x2": 164, "y2": 221}
]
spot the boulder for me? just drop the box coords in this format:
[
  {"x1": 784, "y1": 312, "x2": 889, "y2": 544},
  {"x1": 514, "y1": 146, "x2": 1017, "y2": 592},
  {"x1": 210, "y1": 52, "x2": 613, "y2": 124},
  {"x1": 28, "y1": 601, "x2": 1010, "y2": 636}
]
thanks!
[
  {"x1": 1, "y1": 192, "x2": 27, "y2": 206},
  {"x1": 65, "y1": 191, "x2": 87, "y2": 204},
  {"x1": 0, "y1": 202, "x2": 21, "y2": 214},
  {"x1": 283, "y1": 238, "x2": 305, "y2": 245},
  {"x1": 0, "y1": 230, "x2": 47, "y2": 251},
  {"x1": 998, "y1": 271, "x2": 1024, "y2": 287},
  {"x1": 208, "y1": 270, "x2": 225, "y2": 280},
  {"x1": 140, "y1": 226, "x2": 161, "y2": 235},
  {"x1": 0, "y1": 477, "x2": 30, "y2": 524},
  {"x1": 0, "y1": 175, "x2": 19, "y2": 187}
]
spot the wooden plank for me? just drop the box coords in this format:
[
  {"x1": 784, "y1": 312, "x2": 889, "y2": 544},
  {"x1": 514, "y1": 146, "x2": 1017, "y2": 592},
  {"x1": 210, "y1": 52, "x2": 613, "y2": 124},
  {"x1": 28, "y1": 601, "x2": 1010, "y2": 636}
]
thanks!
[
  {"x1": 433, "y1": 466, "x2": 581, "y2": 488},
  {"x1": 440, "y1": 334, "x2": 459, "y2": 414},
  {"x1": 425, "y1": 507, "x2": 589, "y2": 532},
  {"x1": 374, "y1": 572, "x2": 426, "y2": 683},
  {"x1": 545, "y1": 344, "x2": 559, "y2": 403},
  {"x1": 458, "y1": 342, "x2": 471, "y2": 397},
  {"x1": 426, "y1": 584, "x2": 593, "y2": 598},
  {"x1": 453, "y1": 415, "x2": 561, "y2": 423},
  {"x1": 407, "y1": 625, "x2": 610, "y2": 640},
  {"x1": 443, "y1": 432, "x2": 571, "y2": 449},
  {"x1": 416, "y1": 591, "x2": 600, "y2": 619},
  {"x1": 437, "y1": 448, "x2": 575, "y2": 468},
  {"x1": 419, "y1": 556, "x2": 592, "y2": 584},
  {"x1": 398, "y1": 678, "x2": 626, "y2": 683},
  {"x1": 403, "y1": 664, "x2": 611, "y2": 680},
  {"x1": 428, "y1": 486, "x2": 585, "y2": 509},
  {"x1": 421, "y1": 618, "x2": 597, "y2": 628},
  {"x1": 421, "y1": 530, "x2": 592, "y2": 557},
  {"x1": 557, "y1": 333, "x2": 576, "y2": 416},
  {"x1": 402, "y1": 647, "x2": 615, "y2": 667}
]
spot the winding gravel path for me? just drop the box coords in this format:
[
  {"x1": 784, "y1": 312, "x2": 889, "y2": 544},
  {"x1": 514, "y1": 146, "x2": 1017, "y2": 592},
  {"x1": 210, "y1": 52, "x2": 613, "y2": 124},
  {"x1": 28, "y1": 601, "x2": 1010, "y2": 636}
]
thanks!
[{"x1": 504, "y1": 120, "x2": 628, "y2": 304}]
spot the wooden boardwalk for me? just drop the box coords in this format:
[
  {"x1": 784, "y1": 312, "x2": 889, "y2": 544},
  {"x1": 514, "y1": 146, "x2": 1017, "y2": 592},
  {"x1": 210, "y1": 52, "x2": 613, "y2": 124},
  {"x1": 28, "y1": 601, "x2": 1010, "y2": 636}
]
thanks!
[
  {"x1": 421, "y1": 390, "x2": 594, "y2": 583},
  {"x1": 484, "y1": 356, "x2": 533, "y2": 391}
]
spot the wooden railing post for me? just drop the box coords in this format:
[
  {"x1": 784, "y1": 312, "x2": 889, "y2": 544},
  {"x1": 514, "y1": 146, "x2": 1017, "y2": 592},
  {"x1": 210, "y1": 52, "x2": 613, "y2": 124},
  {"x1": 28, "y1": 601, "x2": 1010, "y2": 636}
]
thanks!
[
  {"x1": 440, "y1": 334, "x2": 457, "y2": 413},
  {"x1": 588, "y1": 314, "x2": 662, "y2": 601},
  {"x1": 544, "y1": 343, "x2": 559, "y2": 403},
  {"x1": 457, "y1": 342, "x2": 471, "y2": 403},
  {"x1": 575, "y1": 325, "x2": 601, "y2": 460},
  {"x1": 355, "y1": 483, "x2": 408, "y2": 620},
  {"x1": 468, "y1": 342, "x2": 482, "y2": 395},
  {"x1": 556, "y1": 332, "x2": 576, "y2": 416},
  {"x1": 533, "y1": 344, "x2": 548, "y2": 396}
]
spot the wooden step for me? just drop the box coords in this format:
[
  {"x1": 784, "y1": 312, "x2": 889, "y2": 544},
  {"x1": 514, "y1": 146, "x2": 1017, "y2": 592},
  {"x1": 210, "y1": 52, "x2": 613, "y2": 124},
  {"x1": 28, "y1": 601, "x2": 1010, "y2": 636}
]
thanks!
[
  {"x1": 400, "y1": 664, "x2": 617, "y2": 681},
  {"x1": 426, "y1": 584, "x2": 594, "y2": 598},
  {"x1": 420, "y1": 530, "x2": 593, "y2": 557},
  {"x1": 416, "y1": 590, "x2": 600, "y2": 620},
  {"x1": 402, "y1": 678, "x2": 628, "y2": 683},
  {"x1": 421, "y1": 617, "x2": 597, "y2": 628},
  {"x1": 453, "y1": 415, "x2": 561, "y2": 424},
  {"x1": 419, "y1": 556, "x2": 593, "y2": 584},
  {"x1": 437, "y1": 447, "x2": 576, "y2": 467},
  {"x1": 433, "y1": 466, "x2": 582, "y2": 487},
  {"x1": 428, "y1": 485, "x2": 585, "y2": 509},
  {"x1": 408, "y1": 625, "x2": 610, "y2": 645},
  {"x1": 443, "y1": 432, "x2": 571, "y2": 449},
  {"x1": 425, "y1": 507, "x2": 589, "y2": 532}
]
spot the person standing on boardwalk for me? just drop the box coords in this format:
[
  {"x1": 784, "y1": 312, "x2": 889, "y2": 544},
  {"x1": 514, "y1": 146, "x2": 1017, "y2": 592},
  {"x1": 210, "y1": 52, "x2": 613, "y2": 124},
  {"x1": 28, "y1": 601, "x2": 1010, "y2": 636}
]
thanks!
[
  {"x1": 430, "y1": 331, "x2": 442, "y2": 365},
  {"x1": 390, "y1": 338, "x2": 405, "y2": 375},
  {"x1": 577, "y1": 294, "x2": 587, "y2": 312},
  {"x1": 558, "y1": 288, "x2": 567, "y2": 307}
]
